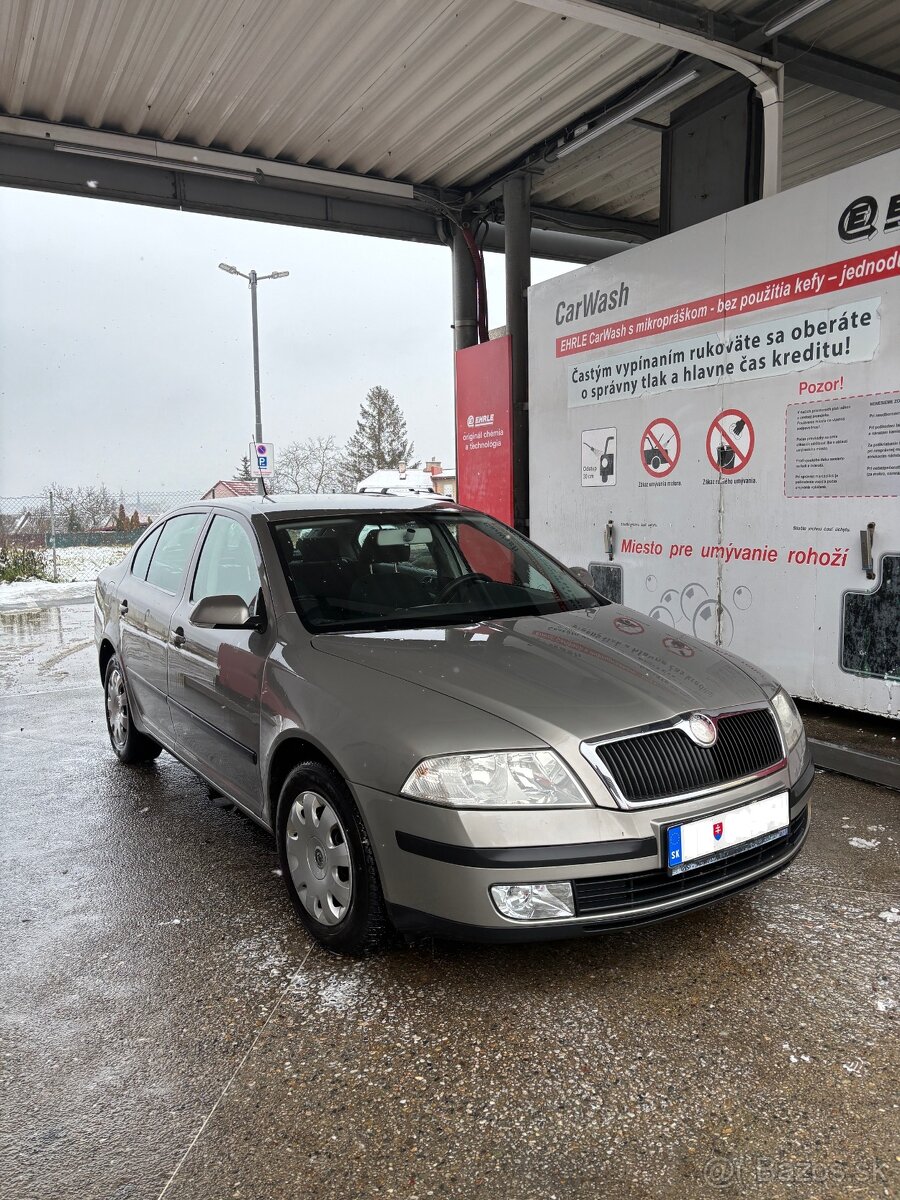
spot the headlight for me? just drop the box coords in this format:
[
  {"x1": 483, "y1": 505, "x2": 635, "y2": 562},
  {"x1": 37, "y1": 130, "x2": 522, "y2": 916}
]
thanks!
[
  {"x1": 401, "y1": 750, "x2": 591, "y2": 808},
  {"x1": 771, "y1": 688, "x2": 804, "y2": 750}
]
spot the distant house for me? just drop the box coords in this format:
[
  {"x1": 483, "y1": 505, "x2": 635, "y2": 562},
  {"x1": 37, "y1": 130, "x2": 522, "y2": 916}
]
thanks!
[
  {"x1": 424, "y1": 459, "x2": 457, "y2": 500},
  {"x1": 11, "y1": 508, "x2": 54, "y2": 534},
  {"x1": 96, "y1": 508, "x2": 124, "y2": 532},
  {"x1": 12, "y1": 510, "x2": 39, "y2": 535},
  {"x1": 201, "y1": 480, "x2": 258, "y2": 500},
  {"x1": 356, "y1": 460, "x2": 457, "y2": 500},
  {"x1": 4, "y1": 510, "x2": 47, "y2": 548}
]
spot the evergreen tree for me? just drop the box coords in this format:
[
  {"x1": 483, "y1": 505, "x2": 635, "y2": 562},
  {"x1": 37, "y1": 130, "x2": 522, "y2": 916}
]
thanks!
[
  {"x1": 342, "y1": 386, "x2": 416, "y2": 485},
  {"x1": 235, "y1": 454, "x2": 253, "y2": 481}
]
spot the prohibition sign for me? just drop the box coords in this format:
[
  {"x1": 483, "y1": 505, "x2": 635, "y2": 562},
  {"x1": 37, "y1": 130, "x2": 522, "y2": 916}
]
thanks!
[
  {"x1": 614, "y1": 615, "x2": 645, "y2": 636},
  {"x1": 706, "y1": 409, "x2": 755, "y2": 475},
  {"x1": 640, "y1": 418, "x2": 680, "y2": 477},
  {"x1": 663, "y1": 635, "x2": 695, "y2": 658}
]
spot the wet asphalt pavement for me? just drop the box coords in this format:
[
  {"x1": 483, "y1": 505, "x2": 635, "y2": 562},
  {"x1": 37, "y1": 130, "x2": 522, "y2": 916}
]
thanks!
[{"x1": 1, "y1": 602, "x2": 898, "y2": 1200}]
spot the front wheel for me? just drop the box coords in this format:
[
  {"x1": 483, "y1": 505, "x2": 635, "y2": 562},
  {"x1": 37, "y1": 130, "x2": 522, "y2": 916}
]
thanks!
[
  {"x1": 103, "y1": 654, "x2": 162, "y2": 764},
  {"x1": 276, "y1": 762, "x2": 390, "y2": 955}
]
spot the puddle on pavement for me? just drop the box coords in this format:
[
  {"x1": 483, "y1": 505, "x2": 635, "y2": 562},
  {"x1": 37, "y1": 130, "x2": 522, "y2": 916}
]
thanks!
[{"x1": 0, "y1": 605, "x2": 97, "y2": 693}]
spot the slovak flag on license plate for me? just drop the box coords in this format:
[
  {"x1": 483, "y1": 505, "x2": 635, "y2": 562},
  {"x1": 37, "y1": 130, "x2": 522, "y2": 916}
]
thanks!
[{"x1": 713, "y1": 821, "x2": 724, "y2": 841}]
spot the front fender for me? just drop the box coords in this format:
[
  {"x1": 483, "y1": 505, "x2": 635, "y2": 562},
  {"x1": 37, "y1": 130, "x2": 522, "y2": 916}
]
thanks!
[{"x1": 259, "y1": 633, "x2": 544, "y2": 801}]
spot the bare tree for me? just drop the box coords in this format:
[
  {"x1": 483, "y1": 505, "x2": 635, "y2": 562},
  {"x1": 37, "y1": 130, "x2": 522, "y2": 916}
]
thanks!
[
  {"x1": 78, "y1": 485, "x2": 117, "y2": 530},
  {"x1": 272, "y1": 443, "x2": 308, "y2": 493},
  {"x1": 39, "y1": 484, "x2": 116, "y2": 532},
  {"x1": 273, "y1": 436, "x2": 346, "y2": 493}
]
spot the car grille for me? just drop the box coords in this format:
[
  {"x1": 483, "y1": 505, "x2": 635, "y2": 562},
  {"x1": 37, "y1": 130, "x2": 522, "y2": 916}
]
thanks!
[
  {"x1": 591, "y1": 707, "x2": 784, "y2": 804},
  {"x1": 572, "y1": 807, "x2": 807, "y2": 919}
]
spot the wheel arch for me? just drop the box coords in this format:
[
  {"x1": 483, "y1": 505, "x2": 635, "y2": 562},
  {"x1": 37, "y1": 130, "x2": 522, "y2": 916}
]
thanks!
[
  {"x1": 98, "y1": 637, "x2": 116, "y2": 682},
  {"x1": 266, "y1": 733, "x2": 352, "y2": 831}
]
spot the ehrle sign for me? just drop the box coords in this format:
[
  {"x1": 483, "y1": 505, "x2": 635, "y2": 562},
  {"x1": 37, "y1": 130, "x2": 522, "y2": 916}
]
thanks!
[
  {"x1": 455, "y1": 336, "x2": 513, "y2": 525},
  {"x1": 838, "y1": 192, "x2": 900, "y2": 242}
]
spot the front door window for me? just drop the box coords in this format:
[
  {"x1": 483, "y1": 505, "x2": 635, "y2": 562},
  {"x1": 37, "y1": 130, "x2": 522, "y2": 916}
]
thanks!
[{"x1": 192, "y1": 516, "x2": 261, "y2": 609}]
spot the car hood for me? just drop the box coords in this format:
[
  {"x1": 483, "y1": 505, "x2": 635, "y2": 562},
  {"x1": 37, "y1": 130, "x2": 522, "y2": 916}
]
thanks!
[{"x1": 312, "y1": 605, "x2": 770, "y2": 747}]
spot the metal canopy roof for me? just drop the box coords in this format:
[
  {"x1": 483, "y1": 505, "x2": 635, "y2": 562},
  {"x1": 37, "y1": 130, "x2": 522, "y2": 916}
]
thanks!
[{"x1": 1, "y1": 0, "x2": 898, "y2": 256}]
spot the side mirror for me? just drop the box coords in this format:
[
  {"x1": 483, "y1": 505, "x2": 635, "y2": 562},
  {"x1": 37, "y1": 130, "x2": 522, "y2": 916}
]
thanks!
[
  {"x1": 190, "y1": 594, "x2": 263, "y2": 631},
  {"x1": 568, "y1": 566, "x2": 595, "y2": 589}
]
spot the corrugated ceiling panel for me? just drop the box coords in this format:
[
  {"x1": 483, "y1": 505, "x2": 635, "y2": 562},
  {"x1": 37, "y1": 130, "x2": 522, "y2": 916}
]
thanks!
[
  {"x1": 781, "y1": 82, "x2": 900, "y2": 189},
  {"x1": 790, "y1": 0, "x2": 900, "y2": 72},
  {"x1": 0, "y1": 0, "x2": 897, "y2": 224},
  {"x1": 0, "y1": 0, "x2": 674, "y2": 186},
  {"x1": 531, "y1": 124, "x2": 661, "y2": 220},
  {"x1": 530, "y1": 77, "x2": 900, "y2": 221}
]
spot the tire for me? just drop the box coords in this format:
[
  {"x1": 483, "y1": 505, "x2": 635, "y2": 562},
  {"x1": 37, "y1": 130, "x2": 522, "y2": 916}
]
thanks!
[
  {"x1": 103, "y1": 654, "x2": 162, "y2": 764},
  {"x1": 276, "y1": 762, "x2": 390, "y2": 956}
]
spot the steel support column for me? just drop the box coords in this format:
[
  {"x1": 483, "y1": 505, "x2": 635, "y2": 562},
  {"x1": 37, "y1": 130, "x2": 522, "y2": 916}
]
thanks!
[
  {"x1": 248, "y1": 271, "x2": 266, "y2": 496},
  {"x1": 451, "y1": 224, "x2": 479, "y2": 353},
  {"x1": 504, "y1": 174, "x2": 532, "y2": 536}
]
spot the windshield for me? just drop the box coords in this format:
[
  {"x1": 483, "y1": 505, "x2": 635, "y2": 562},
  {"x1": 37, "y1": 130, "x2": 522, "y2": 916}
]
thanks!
[{"x1": 272, "y1": 512, "x2": 606, "y2": 633}]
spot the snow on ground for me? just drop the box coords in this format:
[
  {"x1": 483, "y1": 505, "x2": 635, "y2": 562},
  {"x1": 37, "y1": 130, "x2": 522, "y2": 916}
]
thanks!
[
  {"x1": 0, "y1": 579, "x2": 96, "y2": 611},
  {"x1": 49, "y1": 544, "x2": 128, "y2": 581},
  {"x1": 0, "y1": 544, "x2": 128, "y2": 612}
]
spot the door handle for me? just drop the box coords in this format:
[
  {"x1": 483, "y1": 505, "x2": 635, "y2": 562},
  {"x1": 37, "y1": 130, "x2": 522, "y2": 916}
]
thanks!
[
  {"x1": 119, "y1": 600, "x2": 128, "y2": 616},
  {"x1": 171, "y1": 627, "x2": 186, "y2": 648}
]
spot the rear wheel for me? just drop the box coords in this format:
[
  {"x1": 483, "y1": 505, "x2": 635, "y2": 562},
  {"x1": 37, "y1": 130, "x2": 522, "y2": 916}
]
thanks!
[
  {"x1": 103, "y1": 655, "x2": 162, "y2": 764},
  {"x1": 276, "y1": 762, "x2": 390, "y2": 955}
]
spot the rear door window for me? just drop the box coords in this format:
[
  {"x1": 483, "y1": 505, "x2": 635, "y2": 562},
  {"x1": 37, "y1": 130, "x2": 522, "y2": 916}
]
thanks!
[
  {"x1": 131, "y1": 526, "x2": 162, "y2": 580},
  {"x1": 145, "y1": 513, "x2": 206, "y2": 594}
]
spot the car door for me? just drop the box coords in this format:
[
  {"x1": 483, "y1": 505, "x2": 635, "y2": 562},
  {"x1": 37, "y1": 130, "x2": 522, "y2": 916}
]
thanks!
[
  {"x1": 118, "y1": 513, "x2": 206, "y2": 742},
  {"x1": 167, "y1": 513, "x2": 269, "y2": 812},
  {"x1": 118, "y1": 523, "x2": 164, "y2": 735}
]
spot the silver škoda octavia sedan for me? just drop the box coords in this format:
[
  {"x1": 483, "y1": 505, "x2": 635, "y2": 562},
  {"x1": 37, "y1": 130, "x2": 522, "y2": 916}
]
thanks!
[{"x1": 95, "y1": 495, "x2": 813, "y2": 954}]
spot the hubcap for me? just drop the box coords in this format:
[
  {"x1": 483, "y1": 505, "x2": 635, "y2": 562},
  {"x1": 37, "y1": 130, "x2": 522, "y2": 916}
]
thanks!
[
  {"x1": 285, "y1": 791, "x2": 353, "y2": 927},
  {"x1": 106, "y1": 667, "x2": 128, "y2": 749}
]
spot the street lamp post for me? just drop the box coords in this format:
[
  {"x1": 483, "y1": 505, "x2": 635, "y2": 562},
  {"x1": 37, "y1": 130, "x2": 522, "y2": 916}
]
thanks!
[{"x1": 218, "y1": 262, "x2": 289, "y2": 494}]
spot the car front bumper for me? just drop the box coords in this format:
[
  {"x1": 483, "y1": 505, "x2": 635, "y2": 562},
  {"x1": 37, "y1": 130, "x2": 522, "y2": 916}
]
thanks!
[{"x1": 354, "y1": 750, "x2": 815, "y2": 943}]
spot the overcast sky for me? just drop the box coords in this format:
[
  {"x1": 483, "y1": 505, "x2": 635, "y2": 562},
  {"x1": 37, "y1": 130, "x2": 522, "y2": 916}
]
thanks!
[{"x1": 0, "y1": 187, "x2": 573, "y2": 498}]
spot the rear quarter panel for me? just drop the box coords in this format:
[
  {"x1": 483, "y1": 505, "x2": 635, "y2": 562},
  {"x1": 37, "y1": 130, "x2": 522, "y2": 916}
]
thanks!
[{"x1": 93, "y1": 560, "x2": 129, "y2": 659}]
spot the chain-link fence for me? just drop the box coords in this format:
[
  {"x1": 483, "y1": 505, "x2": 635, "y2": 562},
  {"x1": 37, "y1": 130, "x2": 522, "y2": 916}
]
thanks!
[
  {"x1": 0, "y1": 490, "x2": 209, "y2": 583},
  {"x1": 0, "y1": 490, "x2": 209, "y2": 544}
]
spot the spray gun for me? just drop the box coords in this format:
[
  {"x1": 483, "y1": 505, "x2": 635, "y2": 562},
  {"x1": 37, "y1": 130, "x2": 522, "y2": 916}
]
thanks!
[
  {"x1": 860, "y1": 521, "x2": 875, "y2": 579},
  {"x1": 603, "y1": 518, "x2": 615, "y2": 561}
]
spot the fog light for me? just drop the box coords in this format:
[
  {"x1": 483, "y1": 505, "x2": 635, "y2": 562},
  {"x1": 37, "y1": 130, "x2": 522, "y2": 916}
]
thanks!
[{"x1": 490, "y1": 881, "x2": 575, "y2": 921}]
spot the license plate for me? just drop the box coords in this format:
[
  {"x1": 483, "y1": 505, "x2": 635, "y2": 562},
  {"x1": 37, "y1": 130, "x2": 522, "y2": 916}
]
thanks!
[{"x1": 666, "y1": 792, "x2": 790, "y2": 875}]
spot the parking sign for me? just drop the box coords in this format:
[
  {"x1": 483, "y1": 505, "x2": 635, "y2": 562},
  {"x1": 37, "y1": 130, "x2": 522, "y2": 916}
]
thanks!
[{"x1": 249, "y1": 441, "x2": 274, "y2": 477}]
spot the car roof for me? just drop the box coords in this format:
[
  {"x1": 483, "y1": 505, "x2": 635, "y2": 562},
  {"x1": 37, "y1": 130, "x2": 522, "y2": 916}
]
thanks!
[{"x1": 198, "y1": 492, "x2": 468, "y2": 520}]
